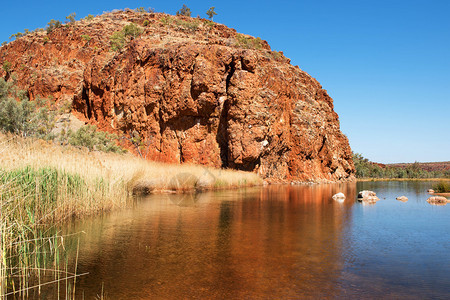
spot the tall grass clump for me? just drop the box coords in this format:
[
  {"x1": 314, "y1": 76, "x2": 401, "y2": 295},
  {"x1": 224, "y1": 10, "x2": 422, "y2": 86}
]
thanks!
[
  {"x1": 0, "y1": 166, "x2": 90, "y2": 297},
  {"x1": 433, "y1": 181, "x2": 450, "y2": 193},
  {"x1": 0, "y1": 135, "x2": 128, "y2": 297}
]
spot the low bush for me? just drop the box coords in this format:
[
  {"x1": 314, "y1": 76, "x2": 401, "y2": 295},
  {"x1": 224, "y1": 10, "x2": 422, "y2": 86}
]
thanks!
[
  {"x1": 0, "y1": 79, "x2": 123, "y2": 153},
  {"x1": 0, "y1": 79, "x2": 58, "y2": 138},
  {"x1": 2, "y1": 61, "x2": 11, "y2": 73},
  {"x1": 176, "y1": 4, "x2": 191, "y2": 17},
  {"x1": 63, "y1": 125, "x2": 124, "y2": 153},
  {"x1": 81, "y1": 34, "x2": 91, "y2": 42},
  {"x1": 160, "y1": 15, "x2": 173, "y2": 25},
  {"x1": 175, "y1": 19, "x2": 199, "y2": 32},
  {"x1": 235, "y1": 34, "x2": 264, "y2": 50},
  {"x1": 110, "y1": 23, "x2": 143, "y2": 51},
  {"x1": 46, "y1": 19, "x2": 62, "y2": 33},
  {"x1": 135, "y1": 7, "x2": 147, "y2": 13},
  {"x1": 65, "y1": 13, "x2": 76, "y2": 24}
]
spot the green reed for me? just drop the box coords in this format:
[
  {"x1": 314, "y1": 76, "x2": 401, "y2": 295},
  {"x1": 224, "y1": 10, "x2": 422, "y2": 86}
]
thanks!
[{"x1": 0, "y1": 166, "x2": 102, "y2": 298}]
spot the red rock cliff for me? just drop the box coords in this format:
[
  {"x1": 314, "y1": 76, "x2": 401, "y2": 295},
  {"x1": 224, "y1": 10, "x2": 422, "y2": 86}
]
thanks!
[{"x1": 0, "y1": 10, "x2": 355, "y2": 182}]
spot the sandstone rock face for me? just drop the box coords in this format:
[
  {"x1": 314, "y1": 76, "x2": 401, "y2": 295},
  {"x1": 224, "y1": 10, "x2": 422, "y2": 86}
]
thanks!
[{"x1": 0, "y1": 10, "x2": 355, "y2": 182}]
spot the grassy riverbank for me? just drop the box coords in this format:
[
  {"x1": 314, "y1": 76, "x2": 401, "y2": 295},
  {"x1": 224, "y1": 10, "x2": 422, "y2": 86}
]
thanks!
[{"x1": 0, "y1": 133, "x2": 262, "y2": 297}]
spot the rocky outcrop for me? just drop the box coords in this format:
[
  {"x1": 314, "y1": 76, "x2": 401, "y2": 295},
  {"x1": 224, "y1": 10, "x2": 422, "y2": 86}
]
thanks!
[
  {"x1": 427, "y1": 196, "x2": 449, "y2": 205},
  {"x1": 357, "y1": 190, "x2": 379, "y2": 204},
  {"x1": 0, "y1": 10, "x2": 355, "y2": 182}
]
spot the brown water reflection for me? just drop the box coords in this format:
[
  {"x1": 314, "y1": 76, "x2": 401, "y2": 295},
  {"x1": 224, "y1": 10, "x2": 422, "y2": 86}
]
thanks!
[
  {"x1": 49, "y1": 181, "x2": 450, "y2": 299},
  {"x1": 56, "y1": 184, "x2": 356, "y2": 299}
]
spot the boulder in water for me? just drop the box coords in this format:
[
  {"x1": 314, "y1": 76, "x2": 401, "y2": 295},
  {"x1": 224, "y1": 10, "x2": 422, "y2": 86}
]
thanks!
[
  {"x1": 357, "y1": 190, "x2": 379, "y2": 203},
  {"x1": 396, "y1": 196, "x2": 408, "y2": 202},
  {"x1": 427, "y1": 196, "x2": 449, "y2": 205},
  {"x1": 332, "y1": 192, "x2": 346, "y2": 201}
]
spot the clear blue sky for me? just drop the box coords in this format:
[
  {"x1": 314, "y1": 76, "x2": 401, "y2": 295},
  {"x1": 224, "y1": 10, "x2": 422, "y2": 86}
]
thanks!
[{"x1": 1, "y1": 0, "x2": 449, "y2": 163}]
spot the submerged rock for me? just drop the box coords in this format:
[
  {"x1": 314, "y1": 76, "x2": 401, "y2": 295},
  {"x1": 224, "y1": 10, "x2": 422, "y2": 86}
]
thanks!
[
  {"x1": 332, "y1": 192, "x2": 346, "y2": 201},
  {"x1": 427, "y1": 196, "x2": 449, "y2": 206},
  {"x1": 396, "y1": 196, "x2": 408, "y2": 202},
  {"x1": 357, "y1": 190, "x2": 379, "y2": 203}
]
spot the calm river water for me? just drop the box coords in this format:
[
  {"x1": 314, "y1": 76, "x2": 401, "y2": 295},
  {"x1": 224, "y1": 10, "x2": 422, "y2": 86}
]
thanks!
[{"x1": 46, "y1": 181, "x2": 450, "y2": 299}]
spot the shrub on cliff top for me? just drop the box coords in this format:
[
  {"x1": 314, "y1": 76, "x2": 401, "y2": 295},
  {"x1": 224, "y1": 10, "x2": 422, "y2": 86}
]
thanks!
[
  {"x1": 175, "y1": 19, "x2": 200, "y2": 32},
  {"x1": 84, "y1": 14, "x2": 94, "y2": 21},
  {"x1": 110, "y1": 23, "x2": 143, "y2": 51},
  {"x1": 65, "y1": 12, "x2": 76, "y2": 24},
  {"x1": 176, "y1": 4, "x2": 191, "y2": 17},
  {"x1": 46, "y1": 19, "x2": 62, "y2": 33},
  {"x1": 235, "y1": 34, "x2": 264, "y2": 50},
  {"x1": 206, "y1": 7, "x2": 217, "y2": 21}
]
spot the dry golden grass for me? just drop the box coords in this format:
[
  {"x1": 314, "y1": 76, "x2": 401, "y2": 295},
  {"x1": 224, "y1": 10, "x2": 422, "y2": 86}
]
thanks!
[{"x1": 0, "y1": 132, "x2": 262, "y2": 209}]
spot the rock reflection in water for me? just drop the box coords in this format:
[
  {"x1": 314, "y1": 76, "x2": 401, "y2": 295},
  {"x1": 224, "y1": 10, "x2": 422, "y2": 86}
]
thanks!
[
  {"x1": 60, "y1": 184, "x2": 356, "y2": 299},
  {"x1": 53, "y1": 181, "x2": 450, "y2": 299}
]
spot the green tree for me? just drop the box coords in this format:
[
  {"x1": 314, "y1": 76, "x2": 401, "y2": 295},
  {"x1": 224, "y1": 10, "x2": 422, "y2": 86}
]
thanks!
[
  {"x1": 176, "y1": 4, "x2": 191, "y2": 17},
  {"x1": 206, "y1": 7, "x2": 217, "y2": 21}
]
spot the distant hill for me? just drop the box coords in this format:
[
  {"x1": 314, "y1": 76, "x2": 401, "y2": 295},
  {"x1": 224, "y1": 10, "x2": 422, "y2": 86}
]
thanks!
[
  {"x1": 387, "y1": 162, "x2": 450, "y2": 172},
  {"x1": 353, "y1": 153, "x2": 449, "y2": 178}
]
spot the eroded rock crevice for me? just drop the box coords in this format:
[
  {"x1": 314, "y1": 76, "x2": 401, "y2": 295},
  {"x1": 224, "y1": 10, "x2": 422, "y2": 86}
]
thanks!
[{"x1": 81, "y1": 86, "x2": 92, "y2": 120}]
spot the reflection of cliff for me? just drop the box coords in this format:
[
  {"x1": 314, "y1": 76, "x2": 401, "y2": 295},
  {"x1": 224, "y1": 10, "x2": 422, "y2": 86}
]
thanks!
[{"x1": 59, "y1": 184, "x2": 356, "y2": 298}]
